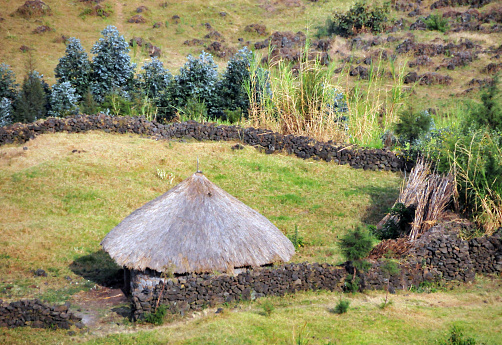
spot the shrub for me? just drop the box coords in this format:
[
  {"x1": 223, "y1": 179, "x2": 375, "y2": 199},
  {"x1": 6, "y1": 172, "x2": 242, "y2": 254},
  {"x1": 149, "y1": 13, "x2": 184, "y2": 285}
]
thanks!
[
  {"x1": 217, "y1": 47, "x2": 253, "y2": 119},
  {"x1": 317, "y1": 1, "x2": 390, "y2": 38},
  {"x1": 332, "y1": 298, "x2": 350, "y2": 314},
  {"x1": 338, "y1": 227, "x2": 374, "y2": 292},
  {"x1": 54, "y1": 37, "x2": 92, "y2": 99},
  {"x1": 338, "y1": 227, "x2": 375, "y2": 264},
  {"x1": 438, "y1": 326, "x2": 484, "y2": 345},
  {"x1": 0, "y1": 63, "x2": 18, "y2": 101},
  {"x1": 90, "y1": 26, "x2": 136, "y2": 102},
  {"x1": 394, "y1": 108, "x2": 433, "y2": 145},
  {"x1": 49, "y1": 82, "x2": 80, "y2": 117},
  {"x1": 464, "y1": 74, "x2": 502, "y2": 133},
  {"x1": 0, "y1": 97, "x2": 13, "y2": 127},
  {"x1": 424, "y1": 13, "x2": 450, "y2": 33},
  {"x1": 344, "y1": 274, "x2": 361, "y2": 293},
  {"x1": 138, "y1": 57, "x2": 173, "y2": 100},
  {"x1": 12, "y1": 71, "x2": 49, "y2": 123},
  {"x1": 161, "y1": 51, "x2": 219, "y2": 121},
  {"x1": 144, "y1": 305, "x2": 167, "y2": 325}
]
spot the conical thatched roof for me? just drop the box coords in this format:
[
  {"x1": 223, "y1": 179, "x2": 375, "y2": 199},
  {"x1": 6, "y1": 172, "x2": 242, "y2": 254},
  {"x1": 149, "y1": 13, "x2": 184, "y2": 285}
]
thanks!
[{"x1": 101, "y1": 172, "x2": 295, "y2": 274}]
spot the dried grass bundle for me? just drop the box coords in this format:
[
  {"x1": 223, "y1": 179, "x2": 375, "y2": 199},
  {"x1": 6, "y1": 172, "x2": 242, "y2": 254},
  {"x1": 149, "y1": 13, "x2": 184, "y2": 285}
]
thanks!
[{"x1": 378, "y1": 158, "x2": 455, "y2": 241}]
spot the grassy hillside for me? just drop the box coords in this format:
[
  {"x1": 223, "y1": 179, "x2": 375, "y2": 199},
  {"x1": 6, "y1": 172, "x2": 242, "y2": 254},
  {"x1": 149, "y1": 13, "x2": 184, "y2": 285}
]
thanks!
[
  {"x1": 0, "y1": 131, "x2": 501, "y2": 344},
  {"x1": 1, "y1": 0, "x2": 501, "y2": 112},
  {"x1": 0, "y1": 131, "x2": 400, "y2": 300}
]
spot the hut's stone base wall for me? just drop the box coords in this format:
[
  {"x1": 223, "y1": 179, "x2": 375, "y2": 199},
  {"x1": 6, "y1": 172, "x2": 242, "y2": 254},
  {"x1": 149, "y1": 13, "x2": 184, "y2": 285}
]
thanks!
[
  {"x1": 0, "y1": 299, "x2": 82, "y2": 329},
  {"x1": 132, "y1": 228, "x2": 501, "y2": 320},
  {"x1": 0, "y1": 114, "x2": 407, "y2": 171}
]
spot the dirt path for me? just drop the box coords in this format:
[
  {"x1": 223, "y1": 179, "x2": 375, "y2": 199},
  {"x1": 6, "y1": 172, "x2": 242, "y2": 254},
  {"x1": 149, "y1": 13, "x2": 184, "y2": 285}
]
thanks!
[{"x1": 114, "y1": 1, "x2": 125, "y2": 33}]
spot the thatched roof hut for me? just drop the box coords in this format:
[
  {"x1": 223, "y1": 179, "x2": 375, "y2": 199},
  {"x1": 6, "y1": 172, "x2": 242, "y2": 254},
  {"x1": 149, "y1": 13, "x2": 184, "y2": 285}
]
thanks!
[{"x1": 101, "y1": 172, "x2": 295, "y2": 274}]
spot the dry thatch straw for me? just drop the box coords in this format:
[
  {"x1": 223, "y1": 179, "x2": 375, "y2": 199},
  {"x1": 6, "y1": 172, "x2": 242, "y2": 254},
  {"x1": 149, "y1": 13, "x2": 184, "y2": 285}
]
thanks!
[
  {"x1": 378, "y1": 158, "x2": 455, "y2": 241},
  {"x1": 101, "y1": 172, "x2": 295, "y2": 274}
]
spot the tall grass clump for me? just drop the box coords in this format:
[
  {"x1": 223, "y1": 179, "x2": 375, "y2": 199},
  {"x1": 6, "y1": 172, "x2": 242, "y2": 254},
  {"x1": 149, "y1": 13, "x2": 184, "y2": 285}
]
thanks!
[
  {"x1": 344, "y1": 58, "x2": 408, "y2": 148},
  {"x1": 422, "y1": 77, "x2": 502, "y2": 234},
  {"x1": 245, "y1": 46, "x2": 349, "y2": 142}
]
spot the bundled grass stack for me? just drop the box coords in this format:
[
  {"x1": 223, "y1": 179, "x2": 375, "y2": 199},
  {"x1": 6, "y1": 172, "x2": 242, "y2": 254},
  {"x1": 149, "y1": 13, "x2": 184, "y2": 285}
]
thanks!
[
  {"x1": 101, "y1": 172, "x2": 295, "y2": 277},
  {"x1": 378, "y1": 158, "x2": 455, "y2": 241}
]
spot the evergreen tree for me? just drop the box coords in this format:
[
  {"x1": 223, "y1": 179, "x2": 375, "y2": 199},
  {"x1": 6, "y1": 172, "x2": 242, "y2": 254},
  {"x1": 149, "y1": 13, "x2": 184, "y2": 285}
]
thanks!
[
  {"x1": 0, "y1": 63, "x2": 18, "y2": 101},
  {"x1": 0, "y1": 64, "x2": 18, "y2": 126},
  {"x1": 217, "y1": 47, "x2": 252, "y2": 116},
  {"x1": 0, "y1": 97, "x2": 13, "y2": 127},
  {"x1": 13, "y1": 71, "x2": 48, "y2": 123},
  {"x1": 138, "y1": 57, "x2": 172, "y2": 100},
  {"x1": 90, "y1": 26, "x2": 136, "y2": 102},
  {"x1": 49, "y1": 81, "x2": 80, "y2": 117},
  {"x1": 54, "y1": 37, "x2": 91, "y2": 99},
  {"x1": 163, "y1": 51, "x2": 219, "y2": 120}
]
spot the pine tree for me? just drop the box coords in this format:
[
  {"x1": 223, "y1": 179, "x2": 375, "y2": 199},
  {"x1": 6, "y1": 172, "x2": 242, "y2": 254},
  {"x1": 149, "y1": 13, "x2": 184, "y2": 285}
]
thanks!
[
  {"x1": 138, "y1": 57, "x2": 172, "y2": 100},
  {"x1": 217, "y1": 47, "x2": 252, "y2": 116},
  {"x1": 54, "y1": 37, "x2": 91, "y2": 99},
  {"x1": 0, "y1": 63, "x2": 18, "y2": 101},
  {"x1": 90, "y1": 26, "x2": 136, "y2": 102},
  {"x1": 0, "y1": 64, "x2": 18, "y2": 126},
  {"x1": 164, "y1": 51, "x2": 219, "y2": 120},
  {"x1": 13, "y1": 71, "x2": 48, "y2": 123},
  {"x1": 49, "y1": 81, "x2": 80, "y2": 117},
  {"x1": 0, "y1": 97, "x2": 13, "y2": 127}
]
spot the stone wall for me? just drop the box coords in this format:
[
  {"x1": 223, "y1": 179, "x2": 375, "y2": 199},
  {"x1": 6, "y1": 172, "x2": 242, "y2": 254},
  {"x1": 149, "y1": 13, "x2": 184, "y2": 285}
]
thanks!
[
  {"x1": 0, "y1": 299, "x2": 82, "y2": 329},
  {"x1": 0, "y1": 114, "x2": 406, "y2": 172},
  {"x1": 131, "y1": 228, "x2": 501, "y2": 319}
]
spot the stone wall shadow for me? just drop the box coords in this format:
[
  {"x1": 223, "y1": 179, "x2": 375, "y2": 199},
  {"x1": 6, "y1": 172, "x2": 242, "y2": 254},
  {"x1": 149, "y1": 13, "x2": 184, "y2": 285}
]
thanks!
[{"x1": 70, "y1": 249, "x2": 123, "y2": 288}]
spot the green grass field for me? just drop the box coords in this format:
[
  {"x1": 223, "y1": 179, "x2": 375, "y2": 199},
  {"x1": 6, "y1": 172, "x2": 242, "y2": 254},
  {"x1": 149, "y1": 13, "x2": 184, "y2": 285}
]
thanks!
[{"x1": 0, "y1": 131, "x2": 501, "y2": 344}]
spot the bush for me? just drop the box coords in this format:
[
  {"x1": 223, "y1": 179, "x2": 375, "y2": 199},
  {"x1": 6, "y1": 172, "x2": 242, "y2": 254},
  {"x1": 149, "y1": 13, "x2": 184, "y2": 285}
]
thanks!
[
  {"x1": 317, "y1": 1, "x2": 390, "y2": 38},
  {"x1": 144, "y1": 305, "x2": 167, "y2": 325},
  {"x1": 338, "y1": 227, "x2": 375, "y2": 264},
  {"x1": 12, "y1": 71, "x2": 49, "y2": 123},
  {"x1": 394, "y1": 107, "x2": 433, "y2": 145},
  {"x1": 54, "y1": 37, "x2": 92, "y2": 99},
  {"x1": 161, "y1": 51, "x2": 219, "y2": 121},
  {"x1": 90, "y1": 26, "x2": 136, "y2": 102},
  {"x1": 438, "y1": 326, "x2": 484, "y2": 345},
  {"x1": 217, "y1": 47, "x2": 253, "y2": 119},
  {"x1": 0, "y1": 97, "x2": 13, "y2": 127},
  {"x1": 332, "y1": 298, "x2": 350, "y2": 314},
  {"x1": 464, "y1": 74, "x2": 502, "y2": 133},
  {"x1": 138, "y1": 57, "x2": 173, "y2": 100},
  {"x1": 49, "y1": 81, "x2": 80, "y2": 117},
  {"x1": 0, "y1": 63, "x2": 18, "y2": 101},
  {"x1": 344, "y1": 274, "x2": 361, "y2": 293},
  {"x1": 424, "y1": 13, "x2": 450, "y2": 33}
]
